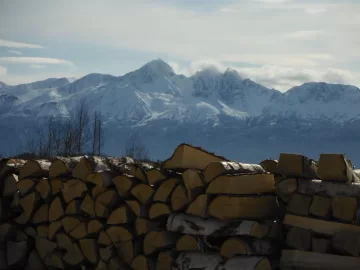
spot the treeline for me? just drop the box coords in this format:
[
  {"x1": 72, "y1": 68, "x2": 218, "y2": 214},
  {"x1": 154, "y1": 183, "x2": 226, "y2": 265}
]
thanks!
[{"x1": 25, "y1": 99, "x2": 104, "y2": 159}]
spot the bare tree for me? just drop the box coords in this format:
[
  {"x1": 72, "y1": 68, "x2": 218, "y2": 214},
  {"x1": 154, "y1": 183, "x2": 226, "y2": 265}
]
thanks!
[
  {"x1": 91, "y1": 111, "x2": 104, "y2": 156},
  {"x1": 74, "y1": 98, "x2": 90, "y2": 155},
  {"x1": 122, "y1": 132, "x2": 149, "y2": 161}
]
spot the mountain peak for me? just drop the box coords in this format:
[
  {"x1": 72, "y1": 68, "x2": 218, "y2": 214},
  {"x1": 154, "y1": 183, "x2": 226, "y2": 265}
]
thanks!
[
  {"x1": 0, "y1": 81, "x2": 7, "y2": 89},
  {"x1": 141, "y1": 58, "x2": 175, "y2": 76}
]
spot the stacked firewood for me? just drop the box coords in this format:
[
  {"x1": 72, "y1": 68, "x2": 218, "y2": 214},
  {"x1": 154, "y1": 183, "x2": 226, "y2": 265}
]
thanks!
[{"x1": 273, "y1": 153, "x2": 360, "y2": 269}]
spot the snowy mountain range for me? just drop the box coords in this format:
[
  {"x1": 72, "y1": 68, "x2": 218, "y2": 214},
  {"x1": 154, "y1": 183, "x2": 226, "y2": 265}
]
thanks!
[{"x1": 1, "y1": 59, "x2": 360, "y2": 165}]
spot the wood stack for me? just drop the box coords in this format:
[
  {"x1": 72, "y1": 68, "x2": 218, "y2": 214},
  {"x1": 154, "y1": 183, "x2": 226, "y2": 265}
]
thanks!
[{"x1": 274, "y1": 153, "x2": 360, "y2": 269}]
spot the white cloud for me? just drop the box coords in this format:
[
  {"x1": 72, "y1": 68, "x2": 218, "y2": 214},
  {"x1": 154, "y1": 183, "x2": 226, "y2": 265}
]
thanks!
[
  {"x1": 253, "y1": 0, "x2": 292, "y2": 3},
  {"x1": 29, "y1": 64, "x2": 46, "y2": 69},
  {"x1": 285, "y1": 30, "x2": 323, "y2": 40},
  {"x1": 0, "y1": 65, "x2": 7, "y2": 77},
  {"x1": 0, "y1": 57, "x2": 73, "y2": 66},
  {"x1": 306, "y1": 7, "x2": 328, "y2": 14},
  {"x1": 0, "y1": 39, "x2": 43, "y2": 49},
  {"x1": 8, "y1": 50, "x2": 23, "y2": 55}
]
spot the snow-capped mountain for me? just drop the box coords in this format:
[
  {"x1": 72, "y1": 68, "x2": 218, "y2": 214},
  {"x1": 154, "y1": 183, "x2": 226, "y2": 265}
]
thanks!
[{"x1": 1, "y1": 59, "x2": 360, "y2": 164}]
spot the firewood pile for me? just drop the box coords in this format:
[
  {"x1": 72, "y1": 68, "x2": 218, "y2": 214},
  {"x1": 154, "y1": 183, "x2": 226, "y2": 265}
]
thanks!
[
  {"x1": 1, "y1": 144, "x2": 360, "y2": 270},
  {"x1": 273, "y1": 153, "x2": 360, "y2": 269}
]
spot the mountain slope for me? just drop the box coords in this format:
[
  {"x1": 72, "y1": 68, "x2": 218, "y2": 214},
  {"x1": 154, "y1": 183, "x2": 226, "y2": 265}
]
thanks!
[{"x1": 1, "y1": 59, "x2": 360, "y2": 165}]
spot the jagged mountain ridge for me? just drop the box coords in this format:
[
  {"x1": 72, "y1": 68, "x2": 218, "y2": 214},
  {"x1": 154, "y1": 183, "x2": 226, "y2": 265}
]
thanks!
[{"x1": 1, "y1": 59, "x2": 360, "y2": 164}]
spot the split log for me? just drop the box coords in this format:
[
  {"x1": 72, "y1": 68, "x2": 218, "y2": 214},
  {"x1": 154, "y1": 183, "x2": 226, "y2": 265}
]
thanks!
[
  {"x1": 95, "y1": 190, "x2": 120, "y2": 218},
  {"x1": 36, "y1": 225, "x2": 49, "y2": 238},
  {"x1": 279, "y1": 249, "x2": 360, "y2": 270},
  {"x1": 0, "y1": 223, "x2": 16, "y2": 242},
  {"x1": 131, "y1": 184, "x2": 154, "y2": 204},
  {"x1": 49, "y1": 156, "x2": 82, "y2": 178},
  {"x1": 283, "y1": 214, "x2": 360, "y2": 236},
  {"x1": 331, "y1": 195, "x2": 357, "y2": 222},
  {"x1": 50, "y1": 178, "x2": 64, "y2": 196},
  {"x1": 88, "y1": 219, "x2": 104, "y2": 235},
  {"x1": 19, "y1": 159, "x2": 50, "y2": 179},
  {"x1": 25, "y1": 249, "x2": 45, "y2": 270},
  {"x1": 309, "y1": 195, "x2": 331, "y2": 218},
  {"x1": 176, "y1": 235, "x2": 204, "y2": 252},
  {"x1": 286, "y1": 227, "x2": 312, "y2": 251},
  {"x1": 286, "y1": 193, "x2": 312, "y2": 217},
  {"x1": 220, "y1": 256, "x2": 271, "y2": 270},
  {"x1": 114, "y1": 240, "x2": 141, "y2": 265},
  {"x1": 92, "y1": 185, "x2": 106, "y2": 199},
  {"x1": 166, "y1": 213, "x2": 269, "y2": 238},
  {"x1": 113, "y1": 175, "x2": 139, "y2": 197},
  {"x1": 220, "y1": 238, "x2": 276, "y2": 257},
  {"x1": 275, "y1": 178, "x2": 297, "y2": 202},
  {"x1": 35, "y1": 178, "x2": 51, "y2": 201},
  {"x1": 63, "y1": 243, "x2": 85, "y2": 266},
  {"x1": 61, "y1": 179, "x2": 87, "y2": 203},
  {"x1": 98, "y1": 231, "x2": 112, "y2": 246},
  {"x1": 136, "y1": 218, "x2": 161, "y2": 236},
  {"x1": 69, "y1": 222, "x2": 88, "y2": 240},
  {"x1": 106, "y1": 226, "x2": 133, "y2": 242},
  {"x1": 14, "y1": 192, "x2": 37, "y2": 224},
  {"x1": 312, "y1": 237, "x2": 331, "y2": 253},
  {"x1": 32, "y1": 204, "x2": 49, "y2": 224},
  {"x1": 61, "y1": 216, "x2": 81, "y2": 234},
  {"x1": 204, "y1": 161, "x2": 265, "y2": 183},
  {"x1": 131, "y1": 255, "x2": 155, "y2": 270},
  {"x1": 206, "y1": 173, "x2": 275, "y2": 195},
  {"x1": 182, "y1": 169, "x2": 204, "y2": 190},
  {"x1": 259, "y1": 159, "x2": 278, "y2": 174},
  {"x1": 318, "y1": 154, "x2": 359, "y2": 183},
  {"x1": 48, "y1": 221, "x2": 62, "y2": 240},
  {"x1": 80, "y1": 238, "x2": 99, "y2": 264},
  {"x1": 2, "y1": 173, "x2": 18, "y2": 197},
  {"x1": 87, "y1": 170, "x2": 115, "y2": 187},
  {"x1": 49, "y1": 195, "x2": 64, "y2": 222},
  {"x1": 143, "y1": 230, "x2": 177, "y2": 255},
  {"x1": 125, "y1": 200, "x2": 148, "y2": 218},
  {"x1": 297, "y1": 179, "x2": 360, "y2": 197},
  {"x1": 153, "y1": 177, "x2": 180, "y2": 202},
  {"x1": 96, "y1": 260, "x2": 108, "y2": 270},
  {"x1": 107, "y1": 205, "x2": 134, "y2": 224},
  {"x1": 65, "y1": 199, "x2": 82, "y2": 215},
  {"x1": 81, "y1": 194, "x2": 95, "y2": 217},
  {"x1": 174, "y1": 252, "x2": 222, "y2": 270},
  {"x1": 44, "y1": 251, "x2": 65, "y2": 270},
  {"x1": 35, "y1": 237, "x2": 57, "y2": 260},
  {"x1": 149, "y1": 202, "x2": 171, "y2": 220},
  {"x1": 147, "y1": 168, "x2": 167, "y2": 186},
  {"x1": 72, "y1": 156, "x2": 109, "y2": 181},
  {"x1": 17, "y1": 178, "x2": 36, "y2": 197},
  {"x1": 277, "y1": 153, "x2": 318, "y2": 179},
  {"x1": 156, "y1": 251, "x2": 175, "y2": 270},
  {"x1": 99, "y1": 245, "x2": 114, "y2": 262},
  {"x1": 56, "y1": 233, "x2": 73, "y2": 249},
  {"x1": 24, "y1": 227, "x2": 37, "y2": 239},
  {"x1": 129, "y1": 163, "x2": 153, "y2": 184},
  {"x1": 208, "y1": 195, "x2": 278, "y2": 220},
  {"x1": 332, "y1": 231, "x2": 360, "y2": 256},
  {"x1": 6, "y1": 240, "x2": 28, "y2": 268},
  {"x1": 186, "y1": 194, "x2": 209, "y2": 218},
  {"x1": 171, "y1": 184, "x2": 189, "y2": 211},
  {"x1": 108, "y1": 257, "x2": 130, "y2": 270},
  {"x1": 162, "y1": 143, "x2": 228, "y2": 171}
]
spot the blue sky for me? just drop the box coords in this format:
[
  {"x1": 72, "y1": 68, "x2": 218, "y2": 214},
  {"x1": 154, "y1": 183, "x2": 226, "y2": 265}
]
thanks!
[{"x1": 0, "y1": 0, "x2": 359, "y2": 91}]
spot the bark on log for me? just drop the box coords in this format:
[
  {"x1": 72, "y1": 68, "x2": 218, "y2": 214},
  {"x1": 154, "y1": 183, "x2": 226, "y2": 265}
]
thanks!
[
  {"x1": 143, "y1": 230, "x2": 177, "y2": 255},
  {"x1": 166, "y1": 213, "x2": 269, "y2": 238},
  {"x1": 331, "y1": 195, "x2": 357, "y2": 222},
  {"x1": 297, "y1": 179, "x2": 360, "y2": 197},
  {"x1": 161, "y1": 143, "x2": 228, "y2": 171},
  {"x1": 277, "y1": 153, "x2": 318, "y2": 179},
  {"x1": 204, "y1": 161, "x2": 265, "y2": 183},
  {"x1": 218, "y1": 256, "x2": 271, "y2": 270},
  {"x1": 283, "y1": 214, "x2": 360, "y2": 236},
  {"x1": 279, "y1": 249, "x2": 360, "y2": 270},
  {"x1": 286, "y1": 227, "x2": 312, "y2": 251},
  {"x1": 174, "y1": 252, "x2": 222, "y2": 270},
  {"x1": 318, "y1": 154, "x2": 359, "y2": 183},
  {"x1": 208, "y1": 195, "x2": 278, "y2": 220},
  {"x1": 49, "y1": 156, "x2": 82, "y2": 178},
  {"x1": 206, "y1": 173, "x2": 275, "y2": 195}
]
